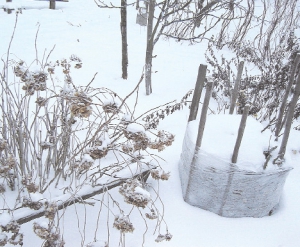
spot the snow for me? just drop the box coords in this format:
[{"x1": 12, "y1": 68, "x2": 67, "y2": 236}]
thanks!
[
  {"x1": 0, "y1": 0, "x2": 300, "y2": 247},
  {"x1": 126, "y1": 123, "x2": 145, "y2": 133},
  {"x1": 134, "y1": 186, "x2": 151, "y2": 199},
  {"x1": 187, "y1": 114, "x2": 279, "y2": 172},
  {"x1": 0, "y1": 213, "x2": 13, "y2": 226}
]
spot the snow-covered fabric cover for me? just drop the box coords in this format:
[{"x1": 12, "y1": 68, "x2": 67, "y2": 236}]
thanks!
[{"x1": 179, "y1": 118, "x2": 292, "y2": 218}]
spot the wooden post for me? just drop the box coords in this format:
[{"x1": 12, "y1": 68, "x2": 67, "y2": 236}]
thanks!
[
  {"x1": 231, "y1": 105, "x2": 250, "y2": 163},
  {"x1": 184, "y1": 81, "x2": 214, "y2": 201},
  {"x1": 229, "y1": 61, "x2": 244, "y2": 114},
  {"x1": 50, "y1": 0, "x2": 56, "y2": 10},
  {"x1": 275, "y1": 71, "x2": 300, "y2": 163},
  {"x1": 6, "y1": 0, "x2": 13, "y2": 14},
  {"x1": 145, "y1": 0, "x2": 154, "y2": 95},
  {"x1": 275, "y1": 54, "x2": 300, "y2": 139},
  {"x1": 121, "y1": 0, "x2": 128, "y2": 79},
  {"x1": 188, "y1": 64, "x2": 207, "y2": 122}
]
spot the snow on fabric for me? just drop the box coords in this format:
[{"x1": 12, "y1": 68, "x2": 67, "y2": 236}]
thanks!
[{"x1": 179, "y1": 114, "x2": 293, "y2": 217}]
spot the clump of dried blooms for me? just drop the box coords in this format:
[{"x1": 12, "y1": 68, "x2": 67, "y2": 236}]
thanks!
[
  {"x1": 150, "y1": 168, "x2": 170, "y2": 181},
  {"x1": 102, "y1": 102, "x2": 119, "y2": 114},
  {"x1": 88, "y1": 147, "x2": 108, "y2": 160},
  {"x1": 33, "y1": 222, "x2": 64, "y2": 246},
  {"x1": 145, "y1": 209, "x2": 158, "y2": 220},
  {"x1": 113, "y1": 214, "x2": 134, "y2": 233},
  {"x1": 155, "y1": 232, "x2": 172, "y2": 242},
  {"x1": 149, "y1": 131, "x2": 175, "y2": 152},
  {"x1": 119, "y1": 179, "x2": 150, "y2": 208},
  {"x1": 69, "y1": 91, "x2": 93, "y2": 118},
  {"x1": 124, "y1": 130, "x2": 149, "y2": 151},
  {"x1": 44, "y1": 202, "x2": 58, "y2": 221},
  {"x1": 0, "y1": 139, "x2": 7, "y2": 152},
  {"x1": 22, "y1": 196, "x2": 43, "y2": 210}
]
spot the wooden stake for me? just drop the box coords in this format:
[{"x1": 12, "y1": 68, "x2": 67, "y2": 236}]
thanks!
[
  {"x1": 184, "y1": 81, "x2": 214, "y2": 201},
  {"x1": 275, "y1": 71, "x2": 300, "y2": 163},
  {"x1": 188, "y1": 64, "x2": 207, "y2": 122},
  {"x1": 275, "y1": 54, "x2": 300, "y2": 138},
  {"x1": 50, "y1": 0, "x2": 56, "y2": 10},
  {"x1": 229, "y1": 61, "x2": 244, "y2": 114},
  {"x1": 231, "y1": 105, "x2": 249, "y2": 163}
]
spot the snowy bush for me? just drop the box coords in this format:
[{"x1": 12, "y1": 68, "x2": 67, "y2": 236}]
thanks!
[{"x1": 0, "y1": 55, "x2": 175, "y2": 246}]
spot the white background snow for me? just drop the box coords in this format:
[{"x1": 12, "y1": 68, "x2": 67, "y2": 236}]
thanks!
[{"x1": 1, "y1": 0, "x2": 300, "y2": 246}]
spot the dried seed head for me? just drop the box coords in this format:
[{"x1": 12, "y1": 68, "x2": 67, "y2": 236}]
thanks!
[
  {"x1": 119, "y1": 179, "x2": 150, "y2": 208},
  {"x1": 47, "y1": 65, "x2": 55, "y2": 74},
  {"x1": 40, "y1": 141, "x2": 53, "y2": 150},
  {"x1": 0, "y1": 184, "x2": 6, "y2": 194},
  {"x1": 145, "y1": 209, "x2": 158, "y2": 220},
  {"x1": 36, "y1": 97, "x2": 47, "y2": 106},
  {"x1": 70, "y1": 104, "x2": 93, "y2": 118},
  {"x1": 0, "y1": 139, "x2": 7, "y2": 152},
  {"x1": 7, "y1": 155, "x2": 17, "y2": 169},
  {"x1": 150, "y1": 168, "x2": 170, "y2": 181},
  {"x1": 155, "y1": 233, "x2": 172, "y2": 242},
  {"x1": 124, "y1": 130, "x2": 149, "y2": 151},
  {"x1": 26, "y1": 182, "x2": 39, "y2": 193},
  {"x1": 88, "y1": 147, "x2": 108, "y2": 160},
  {"x1": 113, "y1": 214, "x2": 134, "y2": 233},
  {"x1": 33, "y1": 222, "x2": 50, "y2": 240},
  {"x1": 102, "y1": 102, "x2": 119, "y2": 114},
  {"x1": 32, "y1": 71, "x2": 48, "y2": 84},
  {"x1": 121, "y1": 143, "x2": 134, "y2": 153},
  {"x1": 44, "y1": 202, "x2": 58, "y2": 221},
  {"x1": 1, "y1": 221, "x2": 20, "y2": 234},
  {"x1": 0, "y1": 233, "x2": 8, "y2": 246},
  {"x1": 8, "y1": 233, "x2": 23, "y2": 246},
  {"x1": 22, "y1": 197, "x2": 43, "y2": 210},
  {"x1": 160, "y1": 171, "x2": 170, "y2": 181},
  {"x1": 149, "y1": 131, "x2": 174, "y2": 151}
]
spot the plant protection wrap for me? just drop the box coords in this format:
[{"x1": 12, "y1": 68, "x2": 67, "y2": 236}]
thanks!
[{"x1": 179, "y1": 127, "x2": 292, "y2": 218}]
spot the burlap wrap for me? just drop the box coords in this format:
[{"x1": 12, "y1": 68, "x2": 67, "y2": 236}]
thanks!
[{"x1": 179, "y1": 127, "x2": 292, "y2": 218}]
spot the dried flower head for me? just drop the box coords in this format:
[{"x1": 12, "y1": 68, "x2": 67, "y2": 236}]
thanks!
[
  {"x1": 145, "y1": 209, "x2": 158, "y2": 220},
  {"x1": 88, "y1": 147, "x2": 108, "y2": 160},
  {"x1": 0, "y1": 139, "x2": 7, "y2": 152},
  {"x1": 149, "y1": 131, "x2": 175, "y2": 151},
  {"x1": 113, "y1": 214, "x2": 134, "y2": 233},
  {"x1": 68, "y1": 91, "x2": 93, "y2": 118},
  {"x1": 150, "y1": 168, "x2": 170, "y2": 181},
  {"x1": 124, "y1": 130, "x2": 149, "y2": 151},
  {"x1": 44, "y1": 202, "x2": 58, "y2": 221},
  {"x1": 155, "y1": 232, "x2": 172, "y2": 242},
  {"x1": 22, "y1": 197, "x2": 43, "y2": 210},
  {"x1": 40, "y1": 141, "x2": 53, "y2": 150},
  {"x1": 0, "y1": 184, "x2": 6, "y2": 194},
  {"x1": 119, "y1": 179, "x2": 150, "y2": 208},
  {"x1": 1, "y1": 220, "x2": 20, "y2": 234},
  {"x1": 0, "y1": 233, "x2": 8, "y2": 246},
  {"x1": 36, "y1": 97, "x2": 47, "y2": 107},
  {"x1": 26, "y1": 182, "x2": 39, "y2": 193},
  {"x1": 102, "y1": 102, "x2": 119, "y2": 114},
  {"x1": 13, "y1": 61, "x2": 26, "y2": 77},
  {"x1": 8, "y1": 233, "x2": 23, "y2": 246},
  {"x1": 33, "y1": 222, "x2": 63, "y2": 247},
  {"x1": 121, "y1": 143, "x2": 134, "y2": 153}
]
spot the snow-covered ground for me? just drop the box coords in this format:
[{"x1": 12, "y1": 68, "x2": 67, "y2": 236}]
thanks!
[{"x1": 1, "y1": 0, "x2": 300, "y2": 246}]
